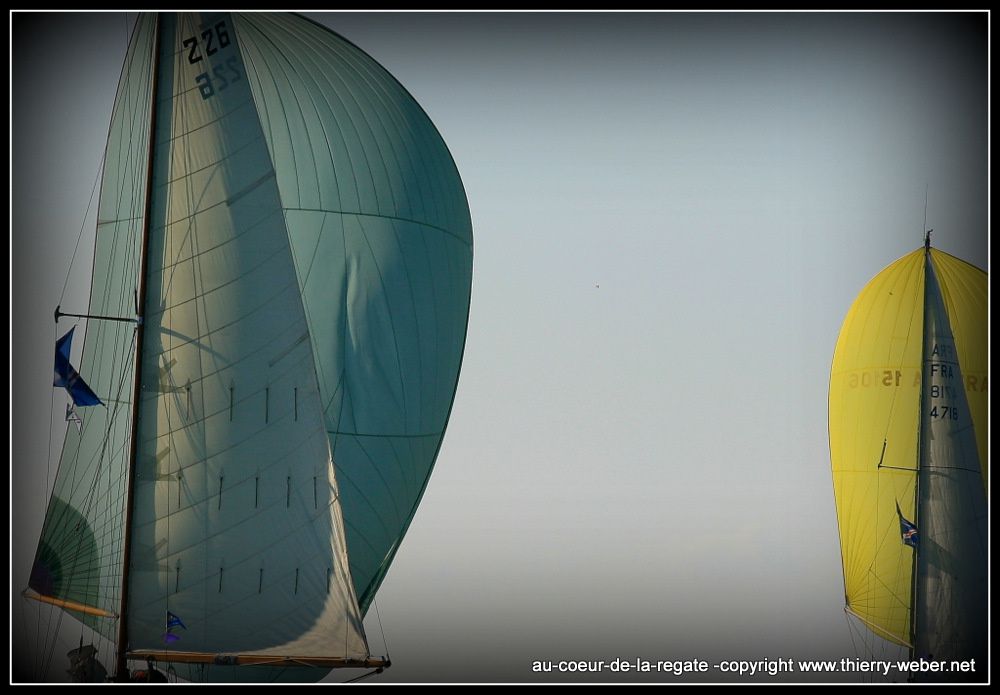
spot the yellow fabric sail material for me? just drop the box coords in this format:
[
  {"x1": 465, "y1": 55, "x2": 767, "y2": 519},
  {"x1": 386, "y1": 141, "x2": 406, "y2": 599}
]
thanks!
[{"x1": 829, "y1": 248, "x2": 987, "y2": 647}]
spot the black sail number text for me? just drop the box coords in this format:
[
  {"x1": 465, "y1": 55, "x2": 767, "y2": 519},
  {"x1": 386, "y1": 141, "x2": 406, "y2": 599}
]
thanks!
[
  {"x1": 194, "y1": 57, "x2": 242, "y2": 100},
  {"x1": 183, "y1": 21, "x2": 231, "y2": 64}
]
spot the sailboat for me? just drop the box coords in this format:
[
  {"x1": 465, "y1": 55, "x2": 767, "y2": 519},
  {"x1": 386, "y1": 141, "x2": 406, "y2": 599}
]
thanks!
[
  {"x1": 829, "y1": 234, "x2": 986, "y2": 681},
  {"x1": 23, "y1": 12, "x2": 472, "y2": 682}
]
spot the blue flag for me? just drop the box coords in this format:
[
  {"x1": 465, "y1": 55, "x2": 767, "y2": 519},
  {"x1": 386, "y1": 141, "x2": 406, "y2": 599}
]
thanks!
[
  {"x1": 166, "y1": 611, "x2": 186, "y2": 631},
  {"x1": 896, "y1": 502, "x2": 918, "y2": 548},
  {"x1": 54, "y1": 328, "x2": 103, "y2": 407},
  {"x1": 163, "y1": 611, "x2": 186, "y2": 644}
]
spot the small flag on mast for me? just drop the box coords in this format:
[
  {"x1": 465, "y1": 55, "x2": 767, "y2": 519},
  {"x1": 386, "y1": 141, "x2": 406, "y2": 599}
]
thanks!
[
  {"x1": 166, "y1": 611, "x2": 186, "y2": 630},
  {"x1": 162, "y1": 611, "x2": 186, "y2": 644},
  {"x1": 65, "y1": 403, "x2": 82, "y2": 433},
  {"x1": 53, "y1": 327, "x2": 103, "y2": 407},
  {"x1": 896, "y1": 502, "x2": 918, "y2": 548}
]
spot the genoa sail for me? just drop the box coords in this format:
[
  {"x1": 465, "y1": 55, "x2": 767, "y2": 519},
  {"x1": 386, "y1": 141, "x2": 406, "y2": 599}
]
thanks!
[
  {"x1": 27, "y1": 11, "x2": 472, "y2": 682},
  {"x1": 829, "y1": 245, "x2": 986, "y2": 676}
]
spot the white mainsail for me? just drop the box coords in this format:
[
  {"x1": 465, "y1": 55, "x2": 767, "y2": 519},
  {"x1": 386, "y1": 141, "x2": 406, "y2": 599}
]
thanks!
[{"x1": 913, "y1": 251, "x2": 987, "y2": 671}]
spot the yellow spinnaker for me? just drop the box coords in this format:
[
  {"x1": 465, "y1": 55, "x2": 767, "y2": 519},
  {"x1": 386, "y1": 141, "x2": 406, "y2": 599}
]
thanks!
[{"x1": 829, "y1": 247, "x2": 987, "y2": 647}]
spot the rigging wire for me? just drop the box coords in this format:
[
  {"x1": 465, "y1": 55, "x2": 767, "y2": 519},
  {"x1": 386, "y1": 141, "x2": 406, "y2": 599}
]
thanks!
[
  {"x1": 877, "y1": 187, "x2": 932, "y2": 445},
  {"x1": 33, "y1": 36, "x2": 105, "y2": 673},
  {"x1": 852, "y1": 198, "x2": 927, "y2": 678},
  {"x1": 344, "y1": 667, "x2": 387, "y2": 684},
  {"x1": 38, "y1": 603, "x2": 68, "y2": 682},
  {"x1": 57, "y1": 161, "x2": 105, "y2": 309},
  {"x1": 33, "y1": 319, "x2": 60, "y2": 679},
  {"x1": 373, "y1": 598, "x2": 391, "y2": 661},
  {"x1": 32, "y1": 14, "x2": 146, "y2": 682}
]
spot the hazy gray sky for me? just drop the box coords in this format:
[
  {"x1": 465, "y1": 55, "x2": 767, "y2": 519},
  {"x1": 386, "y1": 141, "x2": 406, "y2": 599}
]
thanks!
[{"x1": 11, "y1": 10, "x2": 987, "y2": 683}]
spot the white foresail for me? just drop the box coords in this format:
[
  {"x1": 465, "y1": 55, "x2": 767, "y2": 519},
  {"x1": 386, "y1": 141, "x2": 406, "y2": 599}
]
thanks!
[
  {"x1": 127, "y1": 12, "x2": 368, "y2": 666},
  {"x1": 231, "y1": 12, "x2": 474, "y2": 614},
  {"x1": 913, "y1": 251, "x2": 987, "y2": 671}
]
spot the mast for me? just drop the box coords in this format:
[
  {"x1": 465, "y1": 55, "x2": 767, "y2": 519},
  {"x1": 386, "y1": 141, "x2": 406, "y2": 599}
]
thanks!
[
  {"x1": 907, "y1": 233, "x2": 932, "y2": 661},
  {"x1": 115, "y1": 12, "x2": 161, "y2": 681}
]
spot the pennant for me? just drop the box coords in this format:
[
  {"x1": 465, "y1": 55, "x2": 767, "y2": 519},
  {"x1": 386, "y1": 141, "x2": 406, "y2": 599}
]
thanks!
[
  {"x1": 54, "y1": 327, "x2": 103, "y2": 407},
  {"x1": 896, "y1": 502, "x2": 918, "y2": 548},
  {"x1": 65, "y1": 403, "x2": 83, "y2": 433},
  {"x1": 165, "y1": 611, "x2": 186, "y2": 631},
  {"x1": 163, "y1": 610, "x2": 186, "y2": 644}
]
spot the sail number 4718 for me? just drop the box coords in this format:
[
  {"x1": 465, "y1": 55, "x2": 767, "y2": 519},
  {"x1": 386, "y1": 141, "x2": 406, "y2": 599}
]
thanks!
[{"x1": 929, "y1": 405, "x2": 959, "y2": 421}]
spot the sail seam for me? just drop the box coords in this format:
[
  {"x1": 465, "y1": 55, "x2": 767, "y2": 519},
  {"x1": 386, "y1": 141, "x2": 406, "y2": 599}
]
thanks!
[
  {"x1": 231, "y1": 12, "x2": 371, "y2": 654},
  {"x1": 327, "y1": 429, "x2": 441, "y2": 439},
  {"x1": 284, "y1": 207, "x2": 472, "y2": 248}
]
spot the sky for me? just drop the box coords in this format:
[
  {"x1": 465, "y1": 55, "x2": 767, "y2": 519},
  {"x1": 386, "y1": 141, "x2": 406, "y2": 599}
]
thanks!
[{"x1": 10, "y1": 10, "x2": 988, "y2": 684}]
